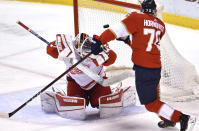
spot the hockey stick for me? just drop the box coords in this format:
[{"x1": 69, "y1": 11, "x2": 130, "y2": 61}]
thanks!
[
  {"x1": 0, "y1": 22, "x2": 92, "y2": 118},
  {"x1": 16, "y1": 21, "x2": 51, "y2": 46},
  {"x1": 76, "y1": 63, "x2": 134, "y2": 86},
  {"x1": 0, "y1": 52, "x2": 92, "y2": 118}
]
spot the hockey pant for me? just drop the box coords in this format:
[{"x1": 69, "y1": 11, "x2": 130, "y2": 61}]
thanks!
[{"x1": 67, "y1": 77, "x2": 112, "y2": 108}]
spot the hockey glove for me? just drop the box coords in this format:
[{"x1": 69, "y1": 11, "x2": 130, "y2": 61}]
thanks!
[{"x1": 91, "y1": 37, "x2": 103, "y2": 55}]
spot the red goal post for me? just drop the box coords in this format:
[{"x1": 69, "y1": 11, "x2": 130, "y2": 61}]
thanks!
[{"x1": 73, "y1": 0, "x2": 141, "y2": 36}]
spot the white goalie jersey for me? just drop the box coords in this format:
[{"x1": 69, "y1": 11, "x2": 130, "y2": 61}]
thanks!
[{"x1": 56, "y1": 34, "x2": 109, "y2": 90}]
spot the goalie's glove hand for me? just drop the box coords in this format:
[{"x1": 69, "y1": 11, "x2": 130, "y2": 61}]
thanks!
[{"x1": 91, "y1": 36, "x2": 103, "y2": 55}]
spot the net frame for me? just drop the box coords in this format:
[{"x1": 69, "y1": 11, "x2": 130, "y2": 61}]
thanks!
[{"x1": 73, "y1": 0, "x2": 199, "y2": 102}]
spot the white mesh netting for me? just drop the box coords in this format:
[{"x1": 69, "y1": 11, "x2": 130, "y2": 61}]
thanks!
[{"x1": 75, "y1": 0, "x2": 199, "y2": 102}]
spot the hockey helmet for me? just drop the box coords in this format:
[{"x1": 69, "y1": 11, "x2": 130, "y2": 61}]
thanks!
[
  {"x1": 74, "y1": 33, "x2": 90, "y2": 55},
  {"x1": 141, "y1": 0, "x2": 157, "y2": 15}
]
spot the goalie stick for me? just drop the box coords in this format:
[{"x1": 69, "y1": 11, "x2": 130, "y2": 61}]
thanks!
[
  {"x1": 17, "y1": 21, "x2": 51, "y2": 46},
  {"x1": 0, "y1": 22, "x2": 92, "y2": 118},
  {"x1": 76, "y1": 63, "x2": 134, "y2": 86},
  {"x1": 0, "y1": 53, "x2": 91, "y2": 118}
]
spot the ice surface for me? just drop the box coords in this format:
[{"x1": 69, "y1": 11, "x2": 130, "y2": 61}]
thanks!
[{"x1": 0, "y1": 1, "x2": 199, "y2": 131}]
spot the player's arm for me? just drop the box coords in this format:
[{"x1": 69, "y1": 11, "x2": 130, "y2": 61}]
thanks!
[
  {"x1": 91, "y1": 13, "x2": 136, "y2": 55},
  {"x1": 91, "y1": 23, "x2": 130, "y2": 55},
  {"x1": 103, "y1": 49, "x2": 117, "y2": 66},
  {"x1": 98, "y1": 22, "x2": 131, "y2": 45},
  {"x1": 89, "y1": 48, "x2": 117, "y2": 67}
]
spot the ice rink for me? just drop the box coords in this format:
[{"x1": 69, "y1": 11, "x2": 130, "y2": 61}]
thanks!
[{"x1": 0, "y1": 1, "x2": 199, "y2": 131}]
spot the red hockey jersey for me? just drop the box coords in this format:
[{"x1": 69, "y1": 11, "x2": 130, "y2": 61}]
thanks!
[{"x1": 99, "y1": 12, "x2": 165, "y2": 68}]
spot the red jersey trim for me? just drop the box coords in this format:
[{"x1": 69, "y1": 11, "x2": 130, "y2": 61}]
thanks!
[{"x1": 62, "y1": 35, "x2": 73, "y2": 57}]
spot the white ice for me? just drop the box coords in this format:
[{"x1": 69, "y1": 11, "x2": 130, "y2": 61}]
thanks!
[{"x1": 0, "y1": 1, "x2": 199, "y2": 131}]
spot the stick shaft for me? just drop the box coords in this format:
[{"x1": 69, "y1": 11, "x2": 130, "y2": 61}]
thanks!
[
  {"x1": 6, "y1": 21, "x2": 92, "y2": 117},
  {"x1": 17, "y1": 21, "x2": 51, "y2": 46},
  {"x1": 8, "y1": 52, "x2": 92, "y2": 117}
]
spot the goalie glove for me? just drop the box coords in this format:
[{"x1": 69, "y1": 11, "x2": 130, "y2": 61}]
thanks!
[
  {"x1": 55, "y1": 34, "x2": 76, "y2": 64},
  {"x1": 46, "y1": 34, "x2": 74, "y2": 60},
  {"x1": 91, "y1": 36, "x2": 103, "y2": 55},
  {"x1": 55, "y1": 34, "x2": 72, "y2": 53}
]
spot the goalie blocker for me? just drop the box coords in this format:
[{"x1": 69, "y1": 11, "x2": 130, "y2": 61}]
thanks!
[{"x1": 40, "y1": 86, "x2": 136, "y2": 120}]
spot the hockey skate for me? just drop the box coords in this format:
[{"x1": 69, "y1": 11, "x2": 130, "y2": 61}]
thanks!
[
  {"x1": 179, "y1": 113, "x2": 198, "y2": 131},
  {"x1": 179, "y1": 113, "x2": 190, "y2": 131},
  {"x1": 158, "y1": 120, "x2": 176, "y2": 128}
]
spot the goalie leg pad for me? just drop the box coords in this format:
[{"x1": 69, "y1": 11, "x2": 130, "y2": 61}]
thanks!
[
  {"x1": 99, "y1": 89, "x2": 123, "y2": 118},
  {"x1": 55, "y1": 94, "x2": 86, "y2": 120},
  {"x1": 40, "y1": 91, "x2": 56, "y2": 113},
  {"x1": 123, "y1": 86, "x2": 137, "y2": 107}
]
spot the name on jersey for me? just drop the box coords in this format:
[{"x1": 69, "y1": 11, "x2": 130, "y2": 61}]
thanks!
[{"x1": 144, "y1": 19, "x2": 164, "y2": 32}]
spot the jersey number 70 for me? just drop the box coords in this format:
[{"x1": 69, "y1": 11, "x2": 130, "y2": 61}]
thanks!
[{"x1": 144, "y1": 28, "x2": 161, "y2": 52}]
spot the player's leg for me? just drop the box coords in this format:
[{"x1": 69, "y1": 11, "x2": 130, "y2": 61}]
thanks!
[
  {"x1": 40, "y1": 87, "x2": 86, "y2": 120},
  {"x1": 40, "y1": 91, "x2": 56, "y2": 113},
  {"x1": 54, "y1": 93, "x2": 86, "y2": 120},
  {"x1": 156, "y1": 85, "x2": 176, "y2": 128},
  {"x1": 88, "y1": 83, "x2": 112, "y2": 108},
  {"x1": 67, "y1": 76, "x2": 89, "y2": 106},
  {"x1": 134, "y1": 65, "x2": 190, "y2": 130},
  {"x1": 122, "y1": 86, "x2": 137, "y2": 107},
  {"x1": 145, "y1": 99, "x2": 190, "y2": 130},
  {"x1": 98, "y1": 88, "x2": 123, "y2": 118},
  {"x1": 89, "y1": 83, "x2": 125, "y2": 118}
]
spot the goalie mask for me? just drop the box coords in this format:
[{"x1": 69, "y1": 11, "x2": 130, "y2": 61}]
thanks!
[
  {"x1": 141, "y1": 0, "x2": 157, "y2": 15},
  {"x1": 74, "y1": 33, "x2": 91, "y2": 56}
]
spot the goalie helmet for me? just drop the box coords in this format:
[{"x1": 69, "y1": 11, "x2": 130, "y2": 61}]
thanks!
[
  {"x1": 74, "y1": 33, "x2": 91, "y2": 56},
  {"x1": 141, "y1": 0, "x2": 157, "y2": 15}
]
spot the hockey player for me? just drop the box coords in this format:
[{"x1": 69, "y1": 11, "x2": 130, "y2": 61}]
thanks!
[
  {"x1": 40, "y1": 33, "x2": 136, "y2": 120},
  {"x1": 90, "y1": 0, "x2": 191, "y2": 130}
]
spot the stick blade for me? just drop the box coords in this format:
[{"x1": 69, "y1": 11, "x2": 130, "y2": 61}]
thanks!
[{"x1": 0, "y1": 112, "x2": 10, "y2": 118}]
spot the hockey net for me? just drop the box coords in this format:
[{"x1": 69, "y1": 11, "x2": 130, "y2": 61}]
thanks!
[{"x1": 73, "y1": 0, "x2": 199, "y2": 102}]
